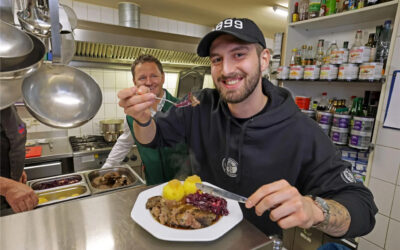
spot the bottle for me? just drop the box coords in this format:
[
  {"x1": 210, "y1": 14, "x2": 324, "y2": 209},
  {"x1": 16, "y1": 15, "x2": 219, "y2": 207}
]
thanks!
[
  {"x1": 301, "y1": 45, "x2": 308, "y2": 66},
  {"x1": 320, "y1": 0, "x2": 327, "y2": 16},
  {"x1": 351, "y1": 30, "x2": 363, "y2": 49},
  {"x1": 290, "y1": 48, "x2": 297, "y2": 66},
  {"x1": 309, "y1": 0, "x2": 321, "y2": 18},
  {"x1": 306, "y1": 45, "x2": 314, "y2": 65},
  {"x1": 315, "y1": 39, "x2": 325, "y2": 66},
  {"x1": 366, "y1": 33, "x2": 376, "y2": 62},
  {"x1": 317, "y1": 92, "x2": 329, "y2": 111},
  {"x1": 336, "y1": 0, "x2": 343, "y2": 13},
  {"x1": 326, "y1": 40, "x2": 339, "y2": 64},
  {"x1": 295, "y1": 48, "x2": 302, "y2": 65},
  {"x1": 292, "y1": 2, "x2": 300, "y2": 22},
  {"x1": 357, "y1": 0, "x2": 365, "y2": 8},
  {"x1": 299, "y1": 0, "x2": 309, "y2": 20},
  {"x1": 365, "y1": 33, "x2": 374, "y2": 47},
  {"x1": 375, "y1": 20, "x2": 392, "y2": 75},
  {"x1": 348, "y1": 0, "x2": 356, "y2": 10},
  {"x1": 326, "y1": 0, "x2": 336, "y2": 15},
  {"x1": 342, "y1": 41, "x2": 349, "y2": 63},
  {"x1": 342, "y1": 0, "x2": 349, "y2": 11}
]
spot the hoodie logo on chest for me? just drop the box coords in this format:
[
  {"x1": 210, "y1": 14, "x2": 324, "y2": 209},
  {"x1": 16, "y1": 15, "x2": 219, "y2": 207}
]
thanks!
[
  {"x1": 340, "y1": 168, "x2": 356, "y2": 184},
  {"x1": 222, "y1": 157, "x2": 238, "y2": 178}
]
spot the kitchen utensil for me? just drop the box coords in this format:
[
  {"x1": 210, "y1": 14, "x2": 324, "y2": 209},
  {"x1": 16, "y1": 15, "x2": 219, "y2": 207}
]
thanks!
[
  {"x1": 0, "y1": 33, "x2": 45, "y2": 110},
  {"x1": 0, "y1": 0, "x2": 14, "y2": 24},
  {"x1": 0, "y1": 20, "x2": 34, "y2": 71},
  {"x1": 22, "y1": 64, "x2": 102, "y2": 128},
  {"x1": 100, "y1": 119, "x2": 124, "y2": 142},
  {"x1": 196, "y1": 183, "x2": 248, "y2": 203},
  {"x1": 60, "y1": 4, "x2": 77, "y2": 30},
  {"x1": 154, "y1": 97, "x2": 178, "y2": 106}
]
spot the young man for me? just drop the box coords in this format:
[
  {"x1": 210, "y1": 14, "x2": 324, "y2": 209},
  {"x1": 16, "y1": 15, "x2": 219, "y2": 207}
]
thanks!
[
  {"x1": 103, "y1": 54, "x2": 190, "y2": 185},
  {"x1": 118, "y1": 18, "x2": 377, "y2": 237}
]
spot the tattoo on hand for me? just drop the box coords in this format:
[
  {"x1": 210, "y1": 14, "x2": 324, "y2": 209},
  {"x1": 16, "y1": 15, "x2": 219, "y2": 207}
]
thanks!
[{"x1": 315, "y1": 199, "x2": 351, "y2": 237}]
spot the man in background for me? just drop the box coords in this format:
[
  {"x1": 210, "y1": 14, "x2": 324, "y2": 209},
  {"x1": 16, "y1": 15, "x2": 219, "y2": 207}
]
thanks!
[{"x1": 102, "y1": 54, "x2": 191, "y2": 185}]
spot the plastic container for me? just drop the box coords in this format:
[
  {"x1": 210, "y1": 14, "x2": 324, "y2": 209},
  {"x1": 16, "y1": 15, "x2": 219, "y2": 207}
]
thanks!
[
  {"x1": 318, "y1": 123, "x2": 331, "y2": 136},
  {"x1": 304, "y1": 65, "x2": 320, "y2": 80},
  {"x1": 301, "y1": 109, "x2": 316, "y2": 120},
  {"x1": 331, "y1": 48, "x2": 349, "y2": 64},
  {"x1": 349, "y1": 46, "x2": 371, "y2": 63},
  {"x1": 330, "y1": 126, "x2": 349, "y2": 145},
  {"x1": 316, "y1": 111, "x2": 333, "y2": 125},
  {"x1": 357, "y1": 151, "x2": 369, "y2": 163},
  {"x1": 319, "y1": 64, "x2": 338, "y2": 80},
  {"x1": 289, "y1": 66, "x2": 304, "y2": 80},
  {"x1": 295, "y1": 96, "x2": 311, "y2": 110},
  {"x1": 332, "y1": 114, "x2": 351, "y2": 128},
  {"x1": 277, "y1": 66, "x2": 290, "y2": 80},
  {"x1": 349, "y1": 130, "x2": 371, "y2": 150},
  {"x1": 338, "y1": 64, "x2": 359, "y2": 81},
  {"x1": 358, "y1": 62, "x2": 383, "y2": 81},
  {"x1": 352, "y1": 116, "x2": 375, "y2": 132},
  {"x1": 341, "y1": 147, "x2": 358, "y2": 160}
]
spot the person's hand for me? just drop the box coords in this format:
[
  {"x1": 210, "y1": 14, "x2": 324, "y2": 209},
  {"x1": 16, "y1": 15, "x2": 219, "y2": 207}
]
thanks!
[
  {"x1": 4, "y1": 181, "x2": 38, "y2": 213},
  {"x1": 118, "y1": 86, "x2": 155, "y2": 124},
  {"x1": 245, "y1": 179, "x2": 324, "y2": 229},
  {"x1": 19, "y1": 170, "x2": 27, "y2": 184}
]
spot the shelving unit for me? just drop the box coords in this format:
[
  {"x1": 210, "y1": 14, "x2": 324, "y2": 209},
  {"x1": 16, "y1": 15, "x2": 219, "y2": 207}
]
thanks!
[{"x1": 282, "y1": 0, "x2": 400, "y2": 188}]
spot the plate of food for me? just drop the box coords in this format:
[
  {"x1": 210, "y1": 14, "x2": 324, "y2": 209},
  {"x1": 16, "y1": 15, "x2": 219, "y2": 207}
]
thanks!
[{"x1": 130, "y1": 175, "x2": 243, "y2": 241}]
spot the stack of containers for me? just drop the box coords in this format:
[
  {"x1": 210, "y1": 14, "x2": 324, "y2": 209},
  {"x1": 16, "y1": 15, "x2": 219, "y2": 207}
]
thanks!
[
  {"x1": 316, "y1": 111, "x2": 333, "y2": 135},
  {"x1": 330, "y1": 113, "x2": 352, "y2": 145},
  {"x1": 341, "y1": 146, "x2": 369, "y2": 182},
  {"x1": 349, "y1": 116, "x2": 375, "y2": 150}
]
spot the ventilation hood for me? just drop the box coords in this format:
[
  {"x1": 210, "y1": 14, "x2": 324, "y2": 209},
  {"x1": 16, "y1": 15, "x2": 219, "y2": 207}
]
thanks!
[{"x1": 72, "y1": 20, "x2": 210, "y2": 69}]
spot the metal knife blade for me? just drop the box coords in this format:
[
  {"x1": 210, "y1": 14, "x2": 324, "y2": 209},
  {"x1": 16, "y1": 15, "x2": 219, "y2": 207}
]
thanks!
[{"x1": 195, "y1": 183, "x2": 248, "y2": 203}]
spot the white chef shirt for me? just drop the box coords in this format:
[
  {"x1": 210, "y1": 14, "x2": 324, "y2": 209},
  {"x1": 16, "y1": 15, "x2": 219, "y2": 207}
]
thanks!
[{"x1": 102, "y1": 91, "x2": 166, "y2": 168}]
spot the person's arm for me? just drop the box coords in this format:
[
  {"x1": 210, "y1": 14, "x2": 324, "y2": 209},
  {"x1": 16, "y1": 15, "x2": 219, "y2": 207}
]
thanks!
[
  {"x1": 0, "y1": 176, "x2": 38, "y2": 213},
  {"x1": 118, "y1": 86, "x2": 157, "y2": 145},
  {"x1": 245, "y1": 179, "x2": 351, "y2": 237},
  {"x1": 102, "y1": 119, "x2": 134, "y2": 168}
]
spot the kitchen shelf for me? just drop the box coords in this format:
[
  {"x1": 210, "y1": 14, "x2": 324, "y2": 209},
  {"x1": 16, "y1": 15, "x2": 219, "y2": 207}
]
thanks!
[
  {"x1": 289, "y1": 1, "x2": 398, "y2": 31},
  {"x1": 281, "y1": 79, "x2": 384, "y2": 84}
]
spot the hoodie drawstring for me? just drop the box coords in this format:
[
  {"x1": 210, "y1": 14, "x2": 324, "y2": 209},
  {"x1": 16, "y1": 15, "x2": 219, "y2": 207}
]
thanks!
[{"x1": 236, "y1": 119, "x2": 251, "y2": 184}]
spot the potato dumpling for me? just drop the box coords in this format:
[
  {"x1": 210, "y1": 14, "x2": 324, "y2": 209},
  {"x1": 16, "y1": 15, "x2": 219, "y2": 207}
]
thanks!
[
  {"x1": 183, "y1": 175, "x2": 202, "y2": 195},
  {"x1": 162, "y1": 179, "x2": 184, "y2": 201},
  {"x1": 38, "y1": 197, "x2": 48, "y2": 204}
]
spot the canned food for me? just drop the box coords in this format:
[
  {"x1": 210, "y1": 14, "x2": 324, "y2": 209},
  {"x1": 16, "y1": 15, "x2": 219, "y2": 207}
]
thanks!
[
  {"x1": 320, "y1": 64, "x2": 338, "y2": 80},
  {"x1": 338, "y1": 64, "x2": 359, "y2": 81},
  {"x1": 304, "y1": 65, "x2": 320, "y2": 80},
  {"x1": 295, "y1": 96, "x2": 311, "y2": 110},
  {"x1": 289, "y1": 66, "x2": 304, "y2": 80},
  {"x1": 316, "y1": 111, "x2": 333, "y2": 125},
  {"x1": 359, "y1": 62, "x2": 383, "y2": 81},
  {"x1": 301, "y1": 109, "x2": 316, "y2": 120},
  {"x1": 330, "y1": 48, "x2": 349, "y2": 64},
  {"x1": 352, "y1": 116, "x2": 375, "y2": 132},
  {"x1": 330, "y1": 126, "x2": 349, "y2": 145},
  {"x1": 333, "y1": 114, "x2": 351, "y2": 128},
  {"x1": 277, "y1": 66, "x2": 290, "y2": 80},
  {"x1": 318, "y1": 123, "x2": 331, "y2": 136},
  {"x1": 349, "y1": 130, "x2": 371, "y2": 150},
  {"x1": 349, "y1": 46, "x2": 371, "y2": 63}
]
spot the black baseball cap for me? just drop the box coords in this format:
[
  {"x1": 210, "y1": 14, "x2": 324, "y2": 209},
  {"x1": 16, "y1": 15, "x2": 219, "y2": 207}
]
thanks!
[{"x1": 197, "y1": 18, "x2": 266, "y2": 57}]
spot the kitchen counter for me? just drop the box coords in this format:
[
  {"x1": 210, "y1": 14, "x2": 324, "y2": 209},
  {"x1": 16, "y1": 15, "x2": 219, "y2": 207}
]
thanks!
[
  {"x1": 25, "y1": 136, "x2": 73, "y2": 164},
  {"x1": 0, "y1": 185, "x2": 271, "y2": 250}
]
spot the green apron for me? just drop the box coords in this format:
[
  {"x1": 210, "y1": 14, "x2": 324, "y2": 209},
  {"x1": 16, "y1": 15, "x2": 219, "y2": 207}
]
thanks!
[{"x1": 126, "y1": 91, "x2": 191, "y2": 185}]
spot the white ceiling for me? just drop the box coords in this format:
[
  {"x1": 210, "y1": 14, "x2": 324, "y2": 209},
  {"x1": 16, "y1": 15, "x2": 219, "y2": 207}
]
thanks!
[{"x1": 77, "y1": 0, "x2": 288, "y2": 38}]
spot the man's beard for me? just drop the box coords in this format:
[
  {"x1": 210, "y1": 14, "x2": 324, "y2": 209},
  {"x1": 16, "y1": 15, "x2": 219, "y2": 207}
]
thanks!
[{"x1": 214, "y1": 63, "x2": 261, "y2": 104}]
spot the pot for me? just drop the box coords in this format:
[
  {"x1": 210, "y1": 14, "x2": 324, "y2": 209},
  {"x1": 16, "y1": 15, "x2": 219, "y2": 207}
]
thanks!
[
  {"x1": 100, "y1": 119, "x2": 123, "y2": 142},
  {"x1": 22, "y1": 64, "x2": 102, "y2": 128}
]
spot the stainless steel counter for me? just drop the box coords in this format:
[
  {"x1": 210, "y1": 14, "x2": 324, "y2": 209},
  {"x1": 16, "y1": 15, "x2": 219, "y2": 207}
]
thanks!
[
  {"x1": 25, "y1": 137, "x2": 73, "y2": 164},
  {"x1": 0, "y1": 186, "x2": 271, "y2": 250}
]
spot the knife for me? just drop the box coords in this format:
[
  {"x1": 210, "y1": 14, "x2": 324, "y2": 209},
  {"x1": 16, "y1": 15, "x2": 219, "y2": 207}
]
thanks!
[{"x1": 195, "y1": 183, "x2": 248, "y2": 203}]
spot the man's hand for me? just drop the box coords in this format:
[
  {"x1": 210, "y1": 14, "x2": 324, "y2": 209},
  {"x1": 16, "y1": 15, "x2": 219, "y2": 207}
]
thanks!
[
  {"x1": 19, "y1": 170, "x2": 27, "y2": 184},
  {"x1": 4, "y1": 180, "x2": 38, "y2": 213},
  {"x1": 118, "y1": 86, "x2": 155, "y2": 124},
  {"x1": 245, "y1": 180, "x2": 323, "y2": 229}
]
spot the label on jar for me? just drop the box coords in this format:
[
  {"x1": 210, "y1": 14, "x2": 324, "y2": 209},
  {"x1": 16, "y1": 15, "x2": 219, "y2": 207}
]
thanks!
[
  {"x1": 289, "y1": 66, "x2": 304, "y2": 80},
  {"x1": 338, "y1": 64, "x2": 359, "y2": 80},
  {"x1": 349, "y1": 46, "x2": 371, "y2": 63},
  {"x1": 359, "y1": 63, "x2": 383, "y2": 80},
  {"x1": 320, "y1": 65, "x2": 338, "y2": 80},
  {"x1": 277, "y1": 66, "x2": 290, "y2": 79},
  {"x1": 304, "y1": 66, "x2": 320, "y2": 80},
  {"x1": 331, "y1": 49, "x2": 349, "y2": 64}
]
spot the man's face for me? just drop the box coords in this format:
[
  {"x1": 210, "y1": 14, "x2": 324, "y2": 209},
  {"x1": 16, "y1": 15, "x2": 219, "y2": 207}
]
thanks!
[
  {"x1": 209, "y1": 34, "x2": 262, "y2": 104},
  {"x1": 133, "y1": 62, "x2": 165, "y2": 97}
]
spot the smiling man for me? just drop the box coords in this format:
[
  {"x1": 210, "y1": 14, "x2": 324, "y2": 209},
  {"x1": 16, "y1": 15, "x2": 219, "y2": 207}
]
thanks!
[{"x1": 118, "y1": 18, "x2": 377, "y2": 238}]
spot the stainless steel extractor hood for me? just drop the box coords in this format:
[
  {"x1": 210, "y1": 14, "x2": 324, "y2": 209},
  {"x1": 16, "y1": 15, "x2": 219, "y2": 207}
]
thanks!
[{"x1": 72, "y1": 20, "x2": 210, "y2": 69}]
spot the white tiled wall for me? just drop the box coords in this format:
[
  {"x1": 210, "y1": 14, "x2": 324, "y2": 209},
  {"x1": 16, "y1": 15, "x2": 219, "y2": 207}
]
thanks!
[
  {"x1": 61, "y1": 0, "x2": 212, "y2": 38},
  {"x1": 360, "y1": 14, "x2": 400, "y2": 250}
]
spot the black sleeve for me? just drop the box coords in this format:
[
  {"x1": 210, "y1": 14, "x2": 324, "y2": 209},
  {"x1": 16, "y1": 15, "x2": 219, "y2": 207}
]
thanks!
[{"x1": 298, "y1": 131, "x2": 378, "y2": 238}]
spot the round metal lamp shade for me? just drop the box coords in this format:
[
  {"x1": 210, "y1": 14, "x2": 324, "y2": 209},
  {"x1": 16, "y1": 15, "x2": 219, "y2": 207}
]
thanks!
[{"x1": 22, "y1": 64, "x2": 102, "y2": 128}]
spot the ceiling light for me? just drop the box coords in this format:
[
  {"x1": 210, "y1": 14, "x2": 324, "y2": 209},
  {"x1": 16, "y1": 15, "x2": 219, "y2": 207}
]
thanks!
[{"x1": 273, "y1": 5, "x2": 288, "y2": 16}]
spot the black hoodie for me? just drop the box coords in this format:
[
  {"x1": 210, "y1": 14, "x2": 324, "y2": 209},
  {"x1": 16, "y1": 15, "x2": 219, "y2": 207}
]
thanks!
[{"x1": 148, "y1": 78, "x2": 377, "y2": 237}]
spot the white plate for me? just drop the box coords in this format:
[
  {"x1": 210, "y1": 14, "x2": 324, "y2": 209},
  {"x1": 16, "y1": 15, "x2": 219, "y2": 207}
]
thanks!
[{"x1": 131, "y1": 181, "x2": 243, "y2": 242}]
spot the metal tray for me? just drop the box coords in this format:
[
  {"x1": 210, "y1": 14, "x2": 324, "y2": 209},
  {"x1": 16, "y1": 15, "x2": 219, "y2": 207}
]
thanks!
[
  {"x1": 84, "y1": 165, "x2": 144, "y2": 194},
  {"x1": 36, "y1": 183, "x2": 91, "y2": 207},
  {"x1": 27, "y1": 173, "x2": 87, "y2": 192}
]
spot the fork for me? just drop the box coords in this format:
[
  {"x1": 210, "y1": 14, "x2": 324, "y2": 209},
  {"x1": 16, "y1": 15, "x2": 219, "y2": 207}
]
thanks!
[
  {"x1": 154, "y1": 96, "x2": 179, "y2": 106},
  {"x1": 155, "y1": 96, "x2": 194, "y2": 108}
]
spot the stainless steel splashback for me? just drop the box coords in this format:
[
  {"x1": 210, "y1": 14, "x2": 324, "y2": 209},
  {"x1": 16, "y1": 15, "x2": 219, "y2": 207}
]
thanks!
[{"x1": 72, "y1": 20, "x2": 210, "y2": 68}]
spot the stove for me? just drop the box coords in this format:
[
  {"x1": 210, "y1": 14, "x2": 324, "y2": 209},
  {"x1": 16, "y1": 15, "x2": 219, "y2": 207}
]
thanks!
[{"x1": 69, "y1": 135, "x2": 142, "y2": 175}]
